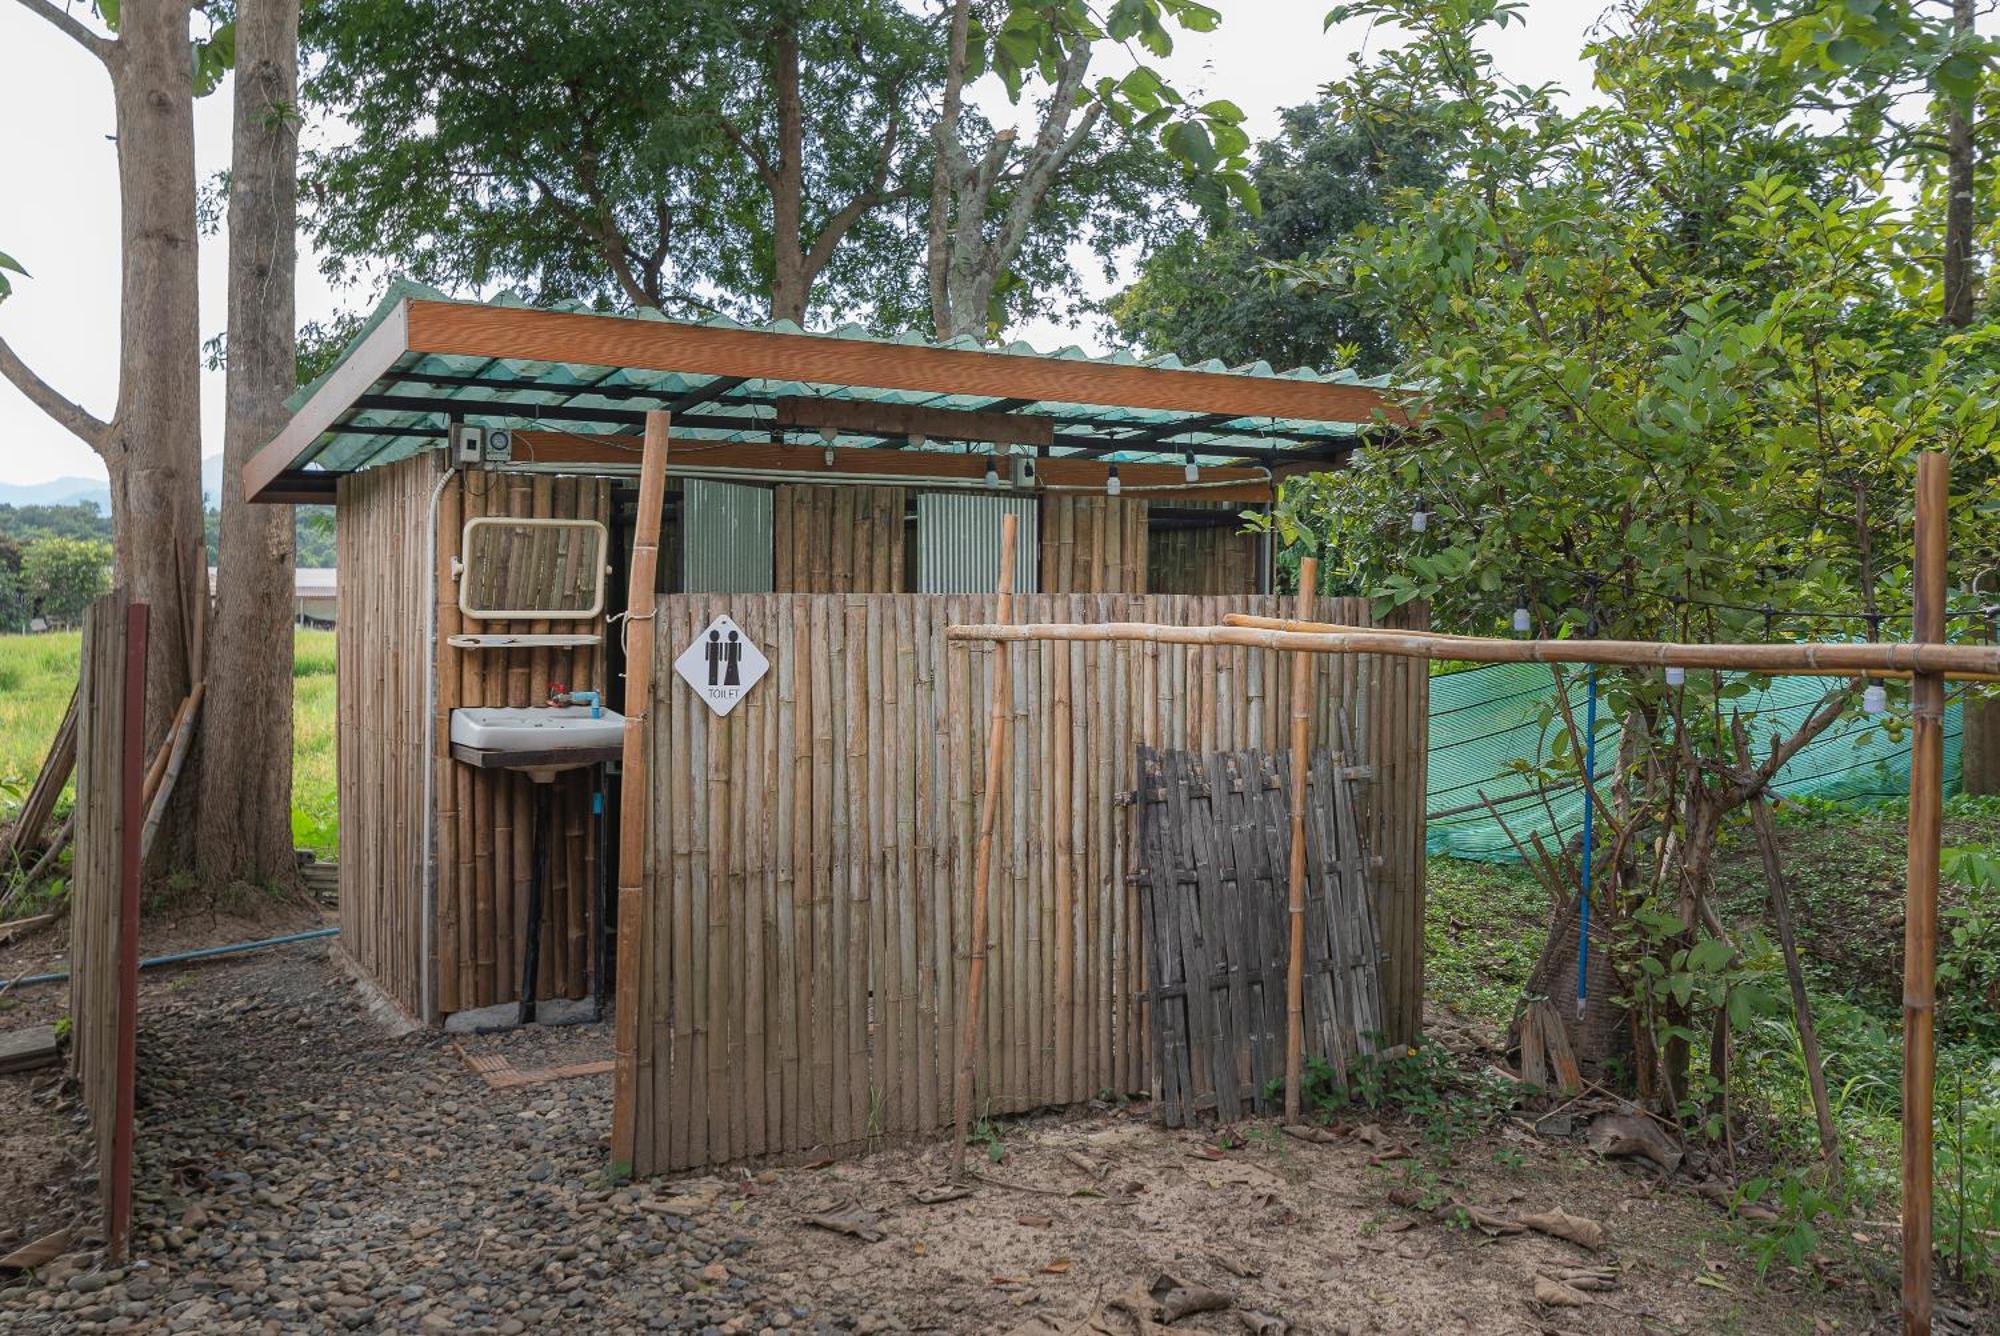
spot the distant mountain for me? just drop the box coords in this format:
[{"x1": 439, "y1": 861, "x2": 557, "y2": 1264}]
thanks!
[{"x1": 0, "y1": 455, "x2": 228, "y2": 513}]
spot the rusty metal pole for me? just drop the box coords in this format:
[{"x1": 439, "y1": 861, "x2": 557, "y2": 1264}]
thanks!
[
  {"x1": 1284, "y1": 556, "x2": 1319, "y2": 1123},
  {"x1": 1902, "y1": 450, "x2": 1948, "y2": 1336}
]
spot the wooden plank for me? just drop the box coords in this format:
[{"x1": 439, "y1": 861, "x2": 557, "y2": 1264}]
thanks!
[{"x1": 774, "y1": 395, "x2": 1054, "y2": 449}]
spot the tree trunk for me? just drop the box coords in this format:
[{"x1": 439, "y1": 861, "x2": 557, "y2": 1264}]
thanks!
[
  {"x1": 767, "y1": 20, "x2": 808, "y2": 325},
  {"x1": 197, "y1": 0, "x2": 301, "y2": 888},
  {"x1": 104, "y1": 0, "x2": 206, "y2": 771}
]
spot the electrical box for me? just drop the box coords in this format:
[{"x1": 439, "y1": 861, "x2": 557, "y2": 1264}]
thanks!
[
  {"x1": 484, "y1": 427, "x2": 514, "y2": 463},
  {"x1": 449, "y1": 422, "x2": 486, "y2": 466},
  {"x1": 1008, "y1": 454, "x2": 1039, "y2": 489}
]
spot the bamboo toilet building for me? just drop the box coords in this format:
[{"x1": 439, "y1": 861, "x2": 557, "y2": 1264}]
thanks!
[{"x1": 241, "y1": 283, "x2": 1434, "y2": 1173}]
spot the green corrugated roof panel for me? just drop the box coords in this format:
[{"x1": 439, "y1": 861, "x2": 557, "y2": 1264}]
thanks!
[{"x1": 282, "y1": 284, "x2": 1394, "y2": 477}]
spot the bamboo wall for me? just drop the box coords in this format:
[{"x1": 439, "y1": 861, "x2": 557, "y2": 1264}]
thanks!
[
  {"x1": 336, "y1": 460, "x2": 433, "y2": 1016},
  {"x1": 1149, "y1": 502, "x2": 1262, "y2": 594},
  {"x1": 71, "y1": 590, "x2": 143, "y2": 1260},
  {"x1": 1040, "y1": 496, "x2": 1150, "y2": 593},
  {"x1": 338, "y1": 456, "x2": 611, "y2": 1021},
  {"x1": 437, "y1": 470, "x2": 612, "y2": 1016},
  {"x1": 628, "y1": 592, "x2": 1428, "y2": 1174},
  {"x1": 773, "y1": 484, "x2": 907, "y2": 592}
]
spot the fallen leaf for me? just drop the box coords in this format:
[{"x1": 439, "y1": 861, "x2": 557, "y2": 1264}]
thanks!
[
  {"x1": 1534, "y1": 1274, "x2": 1590, "y2": 1308},
  {"x1": 1280, "y1": 1124, "x2": 1339, "y2": 1145},
  {"x1": 1042, "y1": 1258, "x2": 1074, "y2": 1274},
  {"x1": 803, "y1": 1207, "x2": 886, "y2": 1243},
  {"x1": 1018, "y1": 1214, "x2": 1054, "y2": 1228},
  {"x1": 911, "y1": 1184, "x2": 974, "y2": 1205},
  {"x1": 1518, "y1": 1208, "x2": 1607, "y2": 1250}
]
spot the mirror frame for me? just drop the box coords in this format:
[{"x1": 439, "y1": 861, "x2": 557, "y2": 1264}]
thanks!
[{"x1": 458, "y1": 516, "x2": 610, "y2": 621}]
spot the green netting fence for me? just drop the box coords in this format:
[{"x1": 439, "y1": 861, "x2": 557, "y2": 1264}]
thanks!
[{"x1": 1426, "y1": 663, "x2": 1965, "y2": 863}]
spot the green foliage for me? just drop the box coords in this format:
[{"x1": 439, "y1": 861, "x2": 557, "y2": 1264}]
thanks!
[
  {"x1": 19, "y1": 538, "x2": 110, "y2": 626},
  {"x1": 1108, "y1": 100, "x2": 1445, "y2": 372},
  {"x1": 1281, "y1": 1042, "x2": 1526, "y2": 1148},
  {"x1": 0, "y1": 249, "x2": 26, "y2": 302}
]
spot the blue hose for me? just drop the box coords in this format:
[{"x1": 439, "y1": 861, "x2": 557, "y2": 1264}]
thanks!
[{"x1": 0, "y1": 926, "x2": 339, "y2": 991}]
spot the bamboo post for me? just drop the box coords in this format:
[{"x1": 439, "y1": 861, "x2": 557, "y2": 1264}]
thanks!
[
  {"x1": 1902, "y1": 450, "x2": 1947, "y2": 1336},
  {"x1": 950, "y1": 512, "x2": 1019, "y2": 1182},
  {"x1": 610, "y1": 411, "x2": 670, "y2": 1174},
  {"x1": 1284, "y1": 556, "x2": 1318, "y2": 1123}
]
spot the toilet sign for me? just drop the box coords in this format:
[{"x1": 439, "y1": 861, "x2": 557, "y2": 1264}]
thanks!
[{"x1": 673, "y1": 614, "x2": 769, "y2": 717}]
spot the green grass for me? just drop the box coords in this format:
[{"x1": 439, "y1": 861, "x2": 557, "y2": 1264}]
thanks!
[{"x1": 0, "y1": 628, "x2": 340, "y2": 858}]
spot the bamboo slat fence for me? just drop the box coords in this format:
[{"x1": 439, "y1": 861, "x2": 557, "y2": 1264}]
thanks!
[
  {"x1": 625, "y1": 591, "x2": 1428, "y2": 1174},
  {"x1": 773, "y1": 484, "x2": 907, "y2": 592},
  {"x1": 1040, "y1": 496, "x2": 1150, "y2": 593},
  {"x1": 70, "y1": 589, "x2": 146, "y2": 1262}
]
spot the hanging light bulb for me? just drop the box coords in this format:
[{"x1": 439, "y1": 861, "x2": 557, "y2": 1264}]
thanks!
[
  {"x1": 984, "y1": 456, "x2": 1000, "y2": 488},
  {"x1": 1105, "y1": 464, "x2": 1121, "y2": 498},
  {"x1": 1863, "y1": 680, "x2": 1888, "y2": 715},
  {"x1": 1409, "y1": 498, "x2": 1429, "y2": 532},
  {"x1": 818, "y1": 424, "x2": 838, "y2": 444},
  {"x1": 908, "y1": 431, "x2": 927, "y2": 449},
  {"x1": 1512, "y1": 593, "x2": 1531, "y2": 634},
  {"x1": 1664, "y1": 665, "x2": 1686, "y2": 686},
  {"x1": 1183, "y1": 449, "x2": 1199, "y2": 484}
]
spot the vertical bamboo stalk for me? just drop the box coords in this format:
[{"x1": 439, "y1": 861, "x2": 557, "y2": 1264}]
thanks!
[
  {"x1": 951, "y1": 513, "x2": 1019, "y2": 1180},
  {"x1": 611, "y1": 412, "x2": 670, "y2": 1173},
  {"x1": 1902, "y1": 450, "x2": 1947, "y2": 1336},
  {"x1": 1284, "y1": 556, "x2": 1319, "y2": 1124}
]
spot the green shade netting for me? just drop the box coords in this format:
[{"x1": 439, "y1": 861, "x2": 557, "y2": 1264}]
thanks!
[{"x1": 1426, "y1": 663, "x2": 1965, "y2": 863}]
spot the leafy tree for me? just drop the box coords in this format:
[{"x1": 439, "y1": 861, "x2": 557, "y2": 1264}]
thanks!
[
  {"x1": 1108, "y1": 100, "x2": 1444, "y2": 372},
  {"x1": 0, "y1": 503, "x2": 113, "y2": 545},
  {"x1": 20, "y1": 537, "x2": 112, "y2": 626},
  {"x1": 302, "y1": 0, "x2": 939, "y2": 325},
  {"x1": 1276, "y1": 0, "x2": 2000, "y2": 1115},
  {"x1": 0, "y1": 533, "x2": 27, "y2": 631}
]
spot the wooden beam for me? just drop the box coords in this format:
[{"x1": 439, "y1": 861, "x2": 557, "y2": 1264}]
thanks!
[
  {"x1": 610, "y1": 412, "x2": 670, "y2": 1174},
  {"x1": 772, "y1": 395, "x2": 1054, "y2": 449},
  {"x1": 505, "y1": 431, "x2": 1279, "y2": 500},
  {"x1": 242, "y1": 301, "x2": 410, "y2": 501},
  {"x1": 944, "y1": 619, "x2": 2000, "y2": 676},
  {"x1": 403, "y1": 299, "x2": 1397, "y2": 427},
  {"x1": 1902, "y1": 450, "x2": 1948, "y2": 1336}
]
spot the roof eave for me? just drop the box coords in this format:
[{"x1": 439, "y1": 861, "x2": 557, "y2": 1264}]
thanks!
[{"x1": 243, "y1": 299, "x2": 411, "y2": 502}]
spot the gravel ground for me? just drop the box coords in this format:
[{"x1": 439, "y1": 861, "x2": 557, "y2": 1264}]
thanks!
[{"x1": 0, "y1": 940, "x2": 818, "y2": 1334}]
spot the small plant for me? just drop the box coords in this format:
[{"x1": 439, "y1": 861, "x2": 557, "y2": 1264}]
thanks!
[
  {"x1": 971, "y1": 1116, "x2": 1005, "y2": 1164},
  {"x1": 53, "y1": 1014, "x2": 71, "y2": 1041},
  {"x1": 1733, "y1": 1167, "x2": 1836, "y2": 1274}
]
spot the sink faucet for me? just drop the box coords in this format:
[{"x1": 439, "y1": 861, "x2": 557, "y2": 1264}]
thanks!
[{"x1": 545, "y1": 682, "x2": 603, "y2": 718}]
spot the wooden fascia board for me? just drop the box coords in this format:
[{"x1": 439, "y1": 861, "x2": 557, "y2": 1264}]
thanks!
[
  {"x1": 242, "y1": 301, "x2": 412, "y2": 502},
  {"x1": 508, "y1": 430, "x2": 1276, "y2": 501},
  {"x1": 404, "y1": 299, "x2": 1396, "y2": 428}
]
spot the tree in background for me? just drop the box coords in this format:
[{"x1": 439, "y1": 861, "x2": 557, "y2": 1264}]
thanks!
[
  {"x1": 1274, "y1": 0, "x2": 2000, "y2": 1114},
  {"x1": 0, "y1": 0, "x2": 233, "y2": 763},
  {"x1": 1109, "y1": 100, "x2": 1442, "y2": 373},
  {"x1": 200, "y1": 0, "x2": 301, "y2": 888},
  {"x1": 20, "y1": 537, "x2": 113, "y2": 627},
  {"x1": 302, "y1": 0, "x2": 939, "y2": 325},
  {"x1": 0, "y1": 534, "x2": 26, "y2": 632}
]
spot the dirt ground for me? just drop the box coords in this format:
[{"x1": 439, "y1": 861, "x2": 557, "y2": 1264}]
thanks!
[{"x1": 0, "y1": 925, "x2": 1974, "y2": 1333}]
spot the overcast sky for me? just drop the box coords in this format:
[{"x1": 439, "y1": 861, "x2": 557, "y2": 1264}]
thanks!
[{"x1": 0, "y1": 0, "x2": 1603, "y2": 487}]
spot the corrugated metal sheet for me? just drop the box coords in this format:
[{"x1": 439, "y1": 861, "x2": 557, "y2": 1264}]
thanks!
[
  {"x1": 915, "y1": 492, "x2": 1039, "y2": 594},
  {"x1": 681, "y1": 479, "x2": 774, "y2": 593}
]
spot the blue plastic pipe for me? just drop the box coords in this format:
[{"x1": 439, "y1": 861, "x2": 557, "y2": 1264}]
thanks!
[
  {"x1": 1577, "y1": 666, "x2": 1598, "y2": 1018},
  {"x1": 0, "y1": 925, "x2": 339, "y2": 991}
]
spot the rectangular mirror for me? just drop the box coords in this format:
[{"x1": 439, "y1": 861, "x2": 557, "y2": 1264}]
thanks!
[{"x1": 459, "y1": 517, "x2": 609, "y2": 621}]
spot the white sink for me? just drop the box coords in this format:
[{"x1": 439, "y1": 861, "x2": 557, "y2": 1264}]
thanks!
[{"x1": 450, "y1": 705, "x2": 624, "y2": 753}]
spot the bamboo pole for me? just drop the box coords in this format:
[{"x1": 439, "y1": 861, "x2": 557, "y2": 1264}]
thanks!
[
  {"x1": 1902, "y1": 450, "x2": 1948, "y2": 1336},
  {"x1": 946, "y1": 619, "x2": 2000, "y2": 676},
  {"x1": 137, "y1": 684, "x2": 205, "y2": 862},
  {"x1": 950, "y1": 512, "x2": 1019, "y2": 1182},
  {"x1": 611, "y1": 411, "x2": 670, "y2": 1174},
  {"x1": 1283, "y1": 558, "x2": 1318, "y2": 1123}
]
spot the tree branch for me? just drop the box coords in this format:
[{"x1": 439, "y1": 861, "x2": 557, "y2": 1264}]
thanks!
[
  {"x1": 14, "y1": 0, "x2": 111, "y2": 62},
  {"x1": 0, "y1": 331, "x2": 109, "y2": 450}
]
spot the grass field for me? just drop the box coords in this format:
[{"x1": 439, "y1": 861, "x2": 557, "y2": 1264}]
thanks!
[{"x1": 0, "y1": 628, "x2": 341, "y2": 857}]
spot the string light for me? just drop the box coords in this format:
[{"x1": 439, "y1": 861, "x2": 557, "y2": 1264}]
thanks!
[
  {"x1": 1664, "y1": 665, "x2": 1686, "y2": 686},
  {"x1": 1183, "y1": 448, "x2": 1199, "y2": 484},
  {"x1": 1512, "y1": 591, "x2": 1531, "y2": 634},
  {"x1": 984, "y1": 456, "x2": 1000, "y2": 488},
  {"x1": 1409, "y1": 497, "x2": 1429, "y2": 532},
  {"x1": 908, "y1": 431, "x2": 926, "y2": 449},
  {"x1": 1863, "y1": 680, "x2": 1888, "y2": 715},
  {"x1": 817, "y1": 425, "x2": 837, "y2": 444},
  {"x1": 1105, "y1": 464, "x2": 1121, "y2": 498}
]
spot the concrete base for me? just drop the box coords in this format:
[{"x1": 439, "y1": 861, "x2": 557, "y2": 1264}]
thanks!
[{"x1": 443, "y1": 995, "x2": 602, "y2": 1035}]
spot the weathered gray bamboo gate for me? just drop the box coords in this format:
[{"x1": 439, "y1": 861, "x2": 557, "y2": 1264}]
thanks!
[{"x1": 626, "y1": 592, "x2": 1428, "y2": 1174}]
